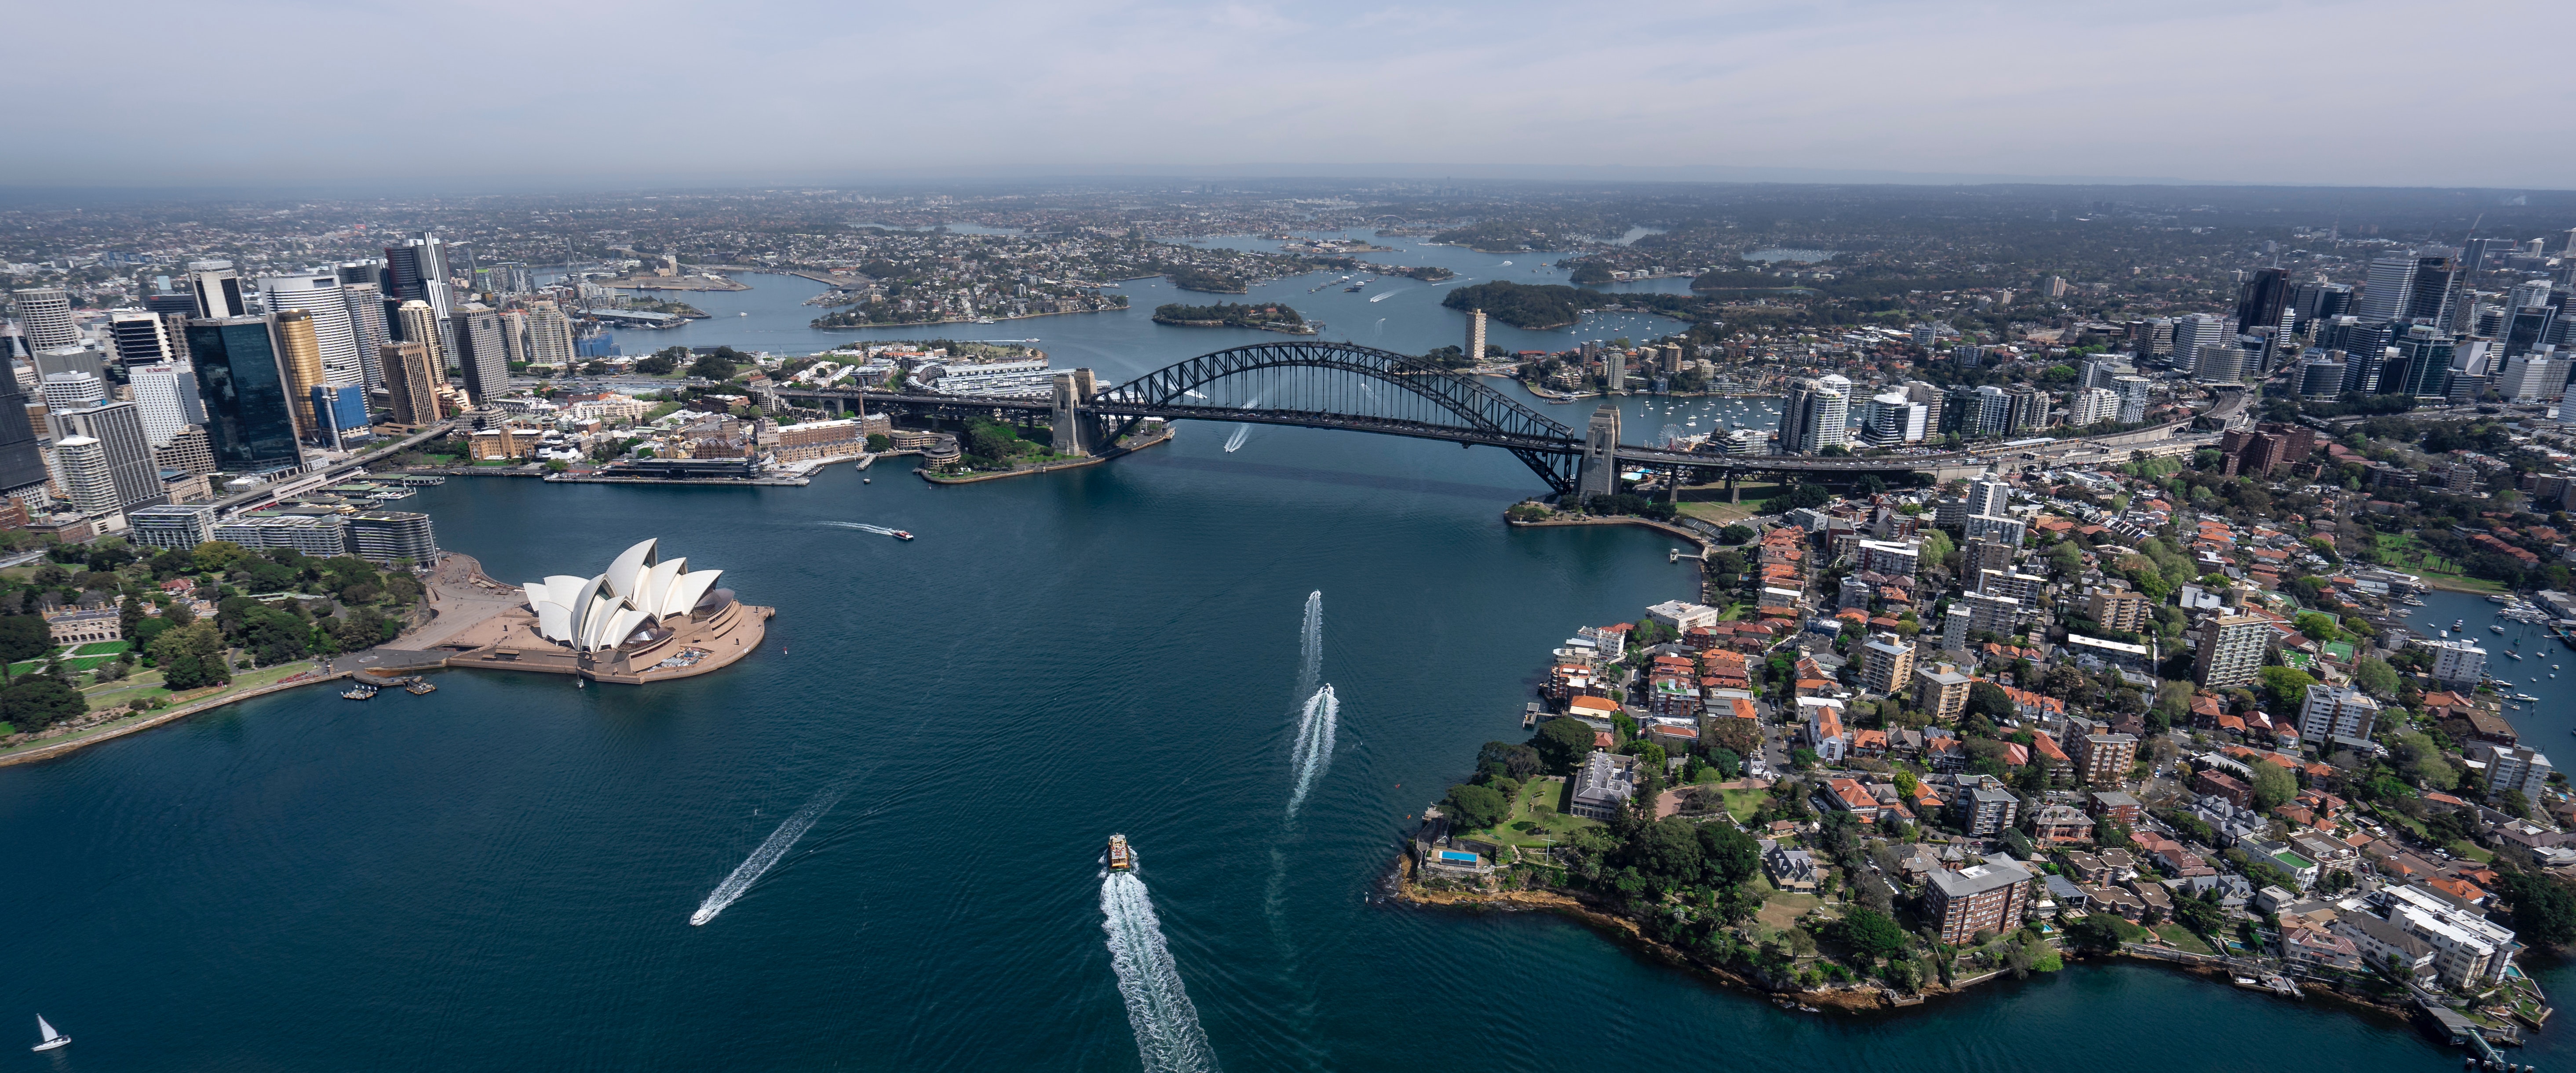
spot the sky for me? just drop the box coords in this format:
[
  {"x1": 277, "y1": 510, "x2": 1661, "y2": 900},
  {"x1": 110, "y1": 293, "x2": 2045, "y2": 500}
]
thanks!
[{"x1": 5, "y1": 0, "x2": 2570, "y2": 190}]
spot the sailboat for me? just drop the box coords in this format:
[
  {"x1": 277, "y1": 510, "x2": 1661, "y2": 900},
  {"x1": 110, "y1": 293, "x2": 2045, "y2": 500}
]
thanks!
[{"x1": 31, "y1": 1015, "x2": 68, "y2": 1052}]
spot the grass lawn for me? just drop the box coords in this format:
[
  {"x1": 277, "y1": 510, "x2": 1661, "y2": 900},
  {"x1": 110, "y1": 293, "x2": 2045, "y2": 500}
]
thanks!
[
  {"x1": 2153, "y1": 925, "x2": 2216, "y2": 954},
  {"x1": 1677, "y1": 500, "x2": 1759, "y2": 526},
  {"x1": 66, "y1": 641, "x2": 131, "y2": 658},
  {"x1": 2379, "y1": 809, "x2": 2433, "y2": 842},
  {"x1": 1720, "y1": 787, "x2": 1770, "y2": 822},
  {"x1": 2449, "y1": 841, "x2": 2496, "y2": 863},
  {"x1": 1757, "y1": 890, "x2": 1823, "y2": 931},
  {"x1": 2372, "y1": 533, "x2": 2505, "y2": 593},
  {"x1": 1481, "y1": 777, "x2": 1599, "y2": 847}
]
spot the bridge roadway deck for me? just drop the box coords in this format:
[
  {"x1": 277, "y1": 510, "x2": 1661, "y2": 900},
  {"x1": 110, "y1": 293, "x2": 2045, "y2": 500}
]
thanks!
[{"x1": 774, "y1": 385, "x2": 2245, "y2": 477}]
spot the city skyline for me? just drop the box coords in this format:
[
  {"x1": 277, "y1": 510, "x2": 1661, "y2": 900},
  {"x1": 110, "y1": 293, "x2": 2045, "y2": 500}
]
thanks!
[{"x1": 1, "y1": 0, "x2": 2570, "y2": 190}]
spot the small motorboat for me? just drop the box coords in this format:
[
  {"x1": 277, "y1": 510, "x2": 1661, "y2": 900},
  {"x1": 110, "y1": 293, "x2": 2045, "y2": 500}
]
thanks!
[
  {"x1": 890, "y1": 531, "x2": 914, "y2": 541},
  {"x1": 31, "y1": 1016, "x2": 68, "y2": 1052},
  {"x1": 1106, "y1": 833, "x2": 1135, "y2": 871},
  {"x1": 861, "y1": 477, "x2": 871, "y2": 484}
]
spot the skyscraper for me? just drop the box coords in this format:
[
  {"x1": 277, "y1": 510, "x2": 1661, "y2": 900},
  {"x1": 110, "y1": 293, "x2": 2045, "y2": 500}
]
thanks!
[
  {"x1": 2111, "y1": 375, "x2": 2153, "y2": 423},
  {"x1": 51, "y1": 401, "x2": 165, "y2": 513},
  {"x1": 394, "y1": 299, "x2": 447, "y2": 372},
  {"x1": 0, "y1": 358, "x2": 50, "y2": 497},
  {"x1": 385, "y1": 232, "x2": 456, "y2": 360},
  {"x1": 107, "y1": 309, "x2": 180, "y2": 368},
  {"x1": 272, "y1": 309, "x2": 328, "y2": 441},
  {"x1": 2357, "y1": 255, "x2": 2415, "y2": 323},
  {"x1": 341, "y1": 282, "x2": 390, "y2": 392},
  {"x1": 185, "y1": 316, "x2": 305, "y2": 473},
  {"x1": 2389, "y1": 325, "x2": 2456, "y2": 398},
  {"x1": 2234, "y1": 268, "x2": 2288, "y2": 337},
  {"x1": 2170, "y1": 313, "x2": 2226, "y2": 375},
  {"x1": 525, "y1": 300, "x2": 575, "y2": 366},
  {"x1": 11, "y1": 287, "x2": 80, "y2": 350},
  {"x1": 2405, "y1": 255, "x2": 2461, "y2": 325},
  {"x1": 453, "y1": 302, "x2": 509, "y2": 406},
  {"x1": 128, "y1": 361, "x2": 205, "y2": 447},
  {"x1": 1799, "y1": 375, "x2": 1850, "y2": 451},
  {"x1": 379, "y1": 342, "x2": 445, "y2": 426},
  {"x1": 185, "y1": 260, "x2": 248, "y2": 319},
  {"x1": 2194, "y1": 613, "x2": 2270, "y2": 688},
  {"x1": 2290, "y1": 280, "x2": 2353, "y2": 328},
  {"x1": 257, "y1": 274, "x2": 366, "y2": 393},
  {"x1": 51, "y1": 436, "x2": 118, "y2": 515},
  {"x1": 1466, "y1": 308, "x2": 1487, "y2": 365},
  {"x1": 39, "y1": 371, "x2": 105, "y2": 413}
]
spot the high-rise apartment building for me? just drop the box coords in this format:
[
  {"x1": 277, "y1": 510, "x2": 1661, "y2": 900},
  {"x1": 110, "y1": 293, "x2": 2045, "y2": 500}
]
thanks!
[
  {"x1": 1780, "y1": 375, "x2": 1851, "y2": 453},
  {"x1": 2081, "y1": 587, "x2": 2151, "y2": 632},
  {"x1": 11, "y1": 287, "x2": 79, "y2": 350},
  {"x1": 2193, "y1": 613, "x2": 2270, "y2": 688},
  {"x1": 2112, "y1": 375, "x2": 2152, "y2": 423},
  {"x1": 51, "y1": 401, "x2": 165, "y2": 513},
  {"x1": 153, "y1": 426, "x2": 216, "y2": 476},
  {"x1": 394, "y1": 299, "x2": 447, "y2": 373},
  {"x1": 1860, "y1": 633, "x2": 1915, "y2": 695},
  {"x1": 525, "y1": 300, "x2": 575, "y2": 366},
  {"x1": 379, "y1": 342, "x2": 445, "y2": 426},
  {"x1": 2297, "y1": 684, "x2": 2381, "y2": 743},
  {"x1": 50, "y1": 436, "x2": 118, "y2": 515},
  {"x1": 2418, "y1": 638, "x2": 2487, "y2": 687},
  {"x1": 128, "y1": 361, "x2": 206, "y2": 447},
  {"x1": 1914, "y1": 662, "x2": 1973, "y2": 721},
  {"x1": 1466, "y1": 308, "x2": 1486, "y2": 365},
  {"x1": 2070, "y1": 733, "x2": 2137, "y2": 786},
  {"x1": 184, "y1": 316, "x2": 305, "y2": 473}
]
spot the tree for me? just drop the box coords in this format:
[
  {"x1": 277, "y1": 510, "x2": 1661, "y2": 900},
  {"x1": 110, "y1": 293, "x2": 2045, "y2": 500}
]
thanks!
[
  {"x1": 1477, "y1": 740, "x2": 1544, "y2": 781},
  {"x1": 1836, "y1": 907, "x2": 1910, "y2": 960},
  {"x1": 0, "y1": 675, "x2": 84, "y2": 732},
  {"x1": 687, "y1": 353, "x2": 739, "y2": 381},
  {"x1": 1966, "y1": 681, "x2": 2015, "y2": 723},
  {"x1": 2062, "y1": 912, "x2": 2128, "y2": 953},
  {"x1": 2256, "y1": 666, "x2": 2317, "y2": 715},
  {"x1": 1532, "y1": 717, "x2": 1597, "y2": 775},
  {"x1": 150, "y1": 621, "x2": 231, "y2": 691},
  {"x1": 865, "y1": 433, "x2": 892, "y2": 453},
  {"x1": 1697, "y1": 822, "x2": 1762, "y2": 886},
  {"x1": 190, "y1": 540, "x2": 250, "y2": 573},
  {"x1": 2500, "y1": 873, "x2": 2576, "y2": 949},
  {"x1": 2249, "y1": 760, "x2": 2297, "y2": 810},
  {"x1": 2352, "y1": 656, "x2": 2399, "y2": 698},
  {"x1": 1443, "y1": 782, "x2": 1509, "y2": 830},
  {"x1": 633, "y1": 353, "x2": 678, "y2": 375},
  {"x1": 0, "y1": 615, "x2": 51, "y2": 680},
  {"x1": 1718, "y1": 524, "x2": 1754, "y2": 545}
]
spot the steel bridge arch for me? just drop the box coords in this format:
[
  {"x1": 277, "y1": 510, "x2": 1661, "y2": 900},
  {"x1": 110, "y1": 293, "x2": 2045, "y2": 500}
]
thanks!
[{"x1": 1094, "y1": 341, "x2": 1584, "y2": 491}]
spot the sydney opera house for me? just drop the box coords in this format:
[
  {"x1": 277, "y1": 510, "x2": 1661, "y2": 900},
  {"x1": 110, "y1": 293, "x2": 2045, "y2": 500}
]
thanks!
[{"x1": 441, "y1": 538, "x2": 771, "y2": 683}]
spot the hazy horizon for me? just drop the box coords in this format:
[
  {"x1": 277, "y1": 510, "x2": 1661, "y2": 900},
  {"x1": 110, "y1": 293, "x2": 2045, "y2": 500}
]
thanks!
[{"x1": 5, "y1": 0, "x2": 2569, "y2": 191}]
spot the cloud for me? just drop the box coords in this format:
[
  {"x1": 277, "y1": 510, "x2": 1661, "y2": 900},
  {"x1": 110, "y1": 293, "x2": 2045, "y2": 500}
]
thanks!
[{"x1": 1, "y1": 0, "x2": 2566, "y2": 188}]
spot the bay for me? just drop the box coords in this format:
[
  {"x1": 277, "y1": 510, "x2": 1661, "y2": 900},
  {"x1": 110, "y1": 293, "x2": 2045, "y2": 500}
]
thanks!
[{"x1": 0, "y1": 272, "x2": 2548, "y2": 1072}]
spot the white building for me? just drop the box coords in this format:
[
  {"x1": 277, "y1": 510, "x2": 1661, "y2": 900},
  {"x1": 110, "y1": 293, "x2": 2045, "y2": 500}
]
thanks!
[
  {"x1": 2068, "y1": 386, "x2": 2119, "y2": 427},
  {"x1": 11, "y1": 286, "x2": 79, "y2": 349},
  {"x1": 1645, "y1": 600, "x2": 1721, "y2": 632},
  {"x1": 1964, "y1": 513, "x2": 2026, "y2": 548},
  {"x1": 2112, "y1": 375, "x2": 2154, "y2": 423},
  {"x1": 2474, "y1": 744, "x2": 2554, "y2": 800},
  {"x1": 2381, "y1": 884, "x2": 2517, "y2": 989},
  {"x1": 39, "y1": 371, "x2": 105, "y2": 412},
  {"x1": 1857, "y1": 539, "x2": 1920, "y2": 578},
  {"x1": 128, "y1": 362, "x2": 203, "y2": 447},
  {"x1": 2297, "y1": 684, "x2": 2381, "y2": 742},
  {"x1": 2415, "y1": 637, "x2": 2487, "y2": 686},
  {"x1": 258, "y1": 274, "x2": 367, "y2": 391}
]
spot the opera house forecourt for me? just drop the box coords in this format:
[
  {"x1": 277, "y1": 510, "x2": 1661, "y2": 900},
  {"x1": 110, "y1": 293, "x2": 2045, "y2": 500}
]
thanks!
[{"x1": 442, "y1": 538, "x2": 772, "y2": 684}]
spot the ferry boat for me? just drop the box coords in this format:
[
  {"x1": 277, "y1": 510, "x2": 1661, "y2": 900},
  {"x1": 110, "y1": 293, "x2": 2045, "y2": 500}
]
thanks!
[
  {"x1": 1106, "y1": 833, "x2": 1134, "y2": 871},
  {"x1": 891, "y1": 530, "x2": 915, "y2": 541}
]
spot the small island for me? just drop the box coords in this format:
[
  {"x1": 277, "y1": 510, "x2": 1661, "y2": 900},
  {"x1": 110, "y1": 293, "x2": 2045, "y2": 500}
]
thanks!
[
  {"x1": 1392, "y1": 266, "x2": 1456, "y2": 282},
  {"x1": 1151, "y1": 301, "x2": 1314, "y2": 334},
  {"x1": 1163, "y1": 266, "x2": 1248, "y2": 293}
]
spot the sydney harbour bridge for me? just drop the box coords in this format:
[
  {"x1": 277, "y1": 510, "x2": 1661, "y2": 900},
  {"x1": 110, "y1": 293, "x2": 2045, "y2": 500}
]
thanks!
[{"x1": 764, "y1": 341, "x2": 2242, "y2": 498}]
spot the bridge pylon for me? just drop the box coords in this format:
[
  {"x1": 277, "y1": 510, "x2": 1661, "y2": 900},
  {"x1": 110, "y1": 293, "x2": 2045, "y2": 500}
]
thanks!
[
  {"x1": 1575, "y1": 404, "x2": 1620, "y2": 502},
  {"x1": 1051, "y1": 369, "x2": 1100, "y2": 455}
]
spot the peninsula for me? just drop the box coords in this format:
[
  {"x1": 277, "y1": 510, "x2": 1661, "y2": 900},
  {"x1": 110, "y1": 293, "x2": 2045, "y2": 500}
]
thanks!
[{"x1": 1150, "y1": 301, "x2": 1314, "y2": 334}]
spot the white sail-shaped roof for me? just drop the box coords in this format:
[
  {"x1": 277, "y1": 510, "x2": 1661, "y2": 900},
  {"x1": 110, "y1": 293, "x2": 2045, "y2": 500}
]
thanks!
[{"x1": 520, "y1": 539, "x2": 727, "y2": 652}]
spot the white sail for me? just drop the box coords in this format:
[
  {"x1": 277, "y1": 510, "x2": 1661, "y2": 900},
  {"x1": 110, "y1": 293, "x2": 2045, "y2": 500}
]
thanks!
[{"x1": 35, "y1": 1017, "x2": 57, "y2": 1042}]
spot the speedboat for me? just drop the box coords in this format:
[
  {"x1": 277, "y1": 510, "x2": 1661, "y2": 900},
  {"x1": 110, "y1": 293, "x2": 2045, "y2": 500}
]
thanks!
[
  {"x1": 890, "y1": 530, "x2": 915, "y2": 541},
  {"x1": 31, "y1": 1016, "x2": 67, "y2": 1052},
  {"x1": 1106, "y1": 833, "x2": 1135, "y2": 871}
]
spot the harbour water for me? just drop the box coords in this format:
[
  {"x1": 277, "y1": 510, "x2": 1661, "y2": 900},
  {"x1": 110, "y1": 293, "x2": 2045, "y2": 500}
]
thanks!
[{"x1": 0, "y1": 269, "x2": 2560, "y2": 1070}]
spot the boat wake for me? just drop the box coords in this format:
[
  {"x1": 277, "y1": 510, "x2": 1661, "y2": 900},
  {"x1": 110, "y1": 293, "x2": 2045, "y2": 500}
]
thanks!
[
  {"x1": 822, "y1": 521, "x2": 900, "y2": 536},
  {"x1": 1295, "y1": 590, "x2": 1322, "y2": 699},
  {"x1": 1285, "y1": 684, "x2": 1337, "y2": 818},
  {"x1": 1367, "y1": 290, "x2": 1396, "y2": 303},
  {"x1": 1101, "y1": 871, "x2": 1218, "y2": 1073},
  {"x1": 1222, "y1": 425, "x2": 1251, "y2": 453},
  {"x1": 690, "y1": 786, "x2": 846, "y2": 926}
]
